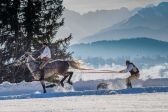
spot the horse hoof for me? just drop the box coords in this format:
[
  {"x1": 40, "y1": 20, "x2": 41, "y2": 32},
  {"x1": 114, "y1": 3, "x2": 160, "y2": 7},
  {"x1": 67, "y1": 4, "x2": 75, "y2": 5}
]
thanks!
[
  {"x1": 44, "y1": 91, "x2": 47, "y2": 93},
  {"x1": 68, "y1": 81, "x2": 73, "y2": 85}
]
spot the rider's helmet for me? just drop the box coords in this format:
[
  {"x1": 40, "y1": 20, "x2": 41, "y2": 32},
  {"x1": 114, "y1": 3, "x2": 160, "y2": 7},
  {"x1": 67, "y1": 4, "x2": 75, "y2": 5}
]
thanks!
[{"x1": 43, "y1": 42, "x2": 48, "y2": 46}]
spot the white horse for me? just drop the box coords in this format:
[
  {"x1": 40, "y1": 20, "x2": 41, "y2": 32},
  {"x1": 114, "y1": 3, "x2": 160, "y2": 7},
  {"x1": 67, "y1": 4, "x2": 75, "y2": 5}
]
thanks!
[{"x1": 15, "y1": 52, "x2": 83, "y2": 93}]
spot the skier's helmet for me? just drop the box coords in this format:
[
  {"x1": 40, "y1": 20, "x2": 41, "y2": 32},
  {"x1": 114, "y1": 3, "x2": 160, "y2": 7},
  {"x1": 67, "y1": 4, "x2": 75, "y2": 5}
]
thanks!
[{"x1": 126, "y1": 60, "x2": 131, "y2": 65}]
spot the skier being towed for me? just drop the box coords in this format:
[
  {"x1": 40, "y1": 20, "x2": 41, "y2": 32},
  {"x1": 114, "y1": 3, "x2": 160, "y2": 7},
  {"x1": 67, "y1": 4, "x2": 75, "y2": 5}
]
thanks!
[{"x1": 117, "y1": 60, "x2": 140, "y2": 88}]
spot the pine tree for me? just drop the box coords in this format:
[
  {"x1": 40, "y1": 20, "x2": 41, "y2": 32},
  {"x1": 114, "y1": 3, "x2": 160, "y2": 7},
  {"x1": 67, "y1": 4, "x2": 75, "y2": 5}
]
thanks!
[{"x1": 0, "y1": 0, "x2": 72, "y2": 83}]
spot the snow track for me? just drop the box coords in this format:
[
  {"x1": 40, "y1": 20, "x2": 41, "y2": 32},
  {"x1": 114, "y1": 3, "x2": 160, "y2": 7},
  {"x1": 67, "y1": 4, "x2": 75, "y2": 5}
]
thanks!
[{"x1": 0, "y1": 87, "x2": 168, "y2": 100}]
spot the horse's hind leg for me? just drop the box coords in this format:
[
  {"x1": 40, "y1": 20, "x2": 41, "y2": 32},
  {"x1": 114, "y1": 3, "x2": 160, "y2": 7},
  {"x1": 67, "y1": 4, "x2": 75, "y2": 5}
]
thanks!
[
  {"x1": 40, "y1": 81, "x2": 46, "y2": 93},
  {"x1": 67, "y1": 72, "x2": 73, "y2": 85},
  {"x1": 60, "y1": 75, "x2": 68, "y2": 87}
]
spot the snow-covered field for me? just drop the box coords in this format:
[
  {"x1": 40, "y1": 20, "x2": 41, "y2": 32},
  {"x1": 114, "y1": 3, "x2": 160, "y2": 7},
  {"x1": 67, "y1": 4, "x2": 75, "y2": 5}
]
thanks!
[
  {"x1": 0, "y1": 63, "x2": 168, "y2": 112},
  {"x1": 0, "y1": 80, "x2": 168, "y2": 112},
  {"x1": 0, "y1": 93, "x2": 168, "y2": 112}
]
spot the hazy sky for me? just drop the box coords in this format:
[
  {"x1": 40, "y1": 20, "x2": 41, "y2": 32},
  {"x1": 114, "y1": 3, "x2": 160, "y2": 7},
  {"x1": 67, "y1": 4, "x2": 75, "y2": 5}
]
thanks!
[{"x1": 64, "y1": 0, "x2": 167, "y2": 14}]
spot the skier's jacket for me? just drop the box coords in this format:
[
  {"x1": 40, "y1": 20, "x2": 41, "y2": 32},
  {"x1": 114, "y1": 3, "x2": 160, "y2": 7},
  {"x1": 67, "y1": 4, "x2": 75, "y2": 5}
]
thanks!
[{"x1": 129, "y1": 63, "x2": 139, "y2": 75}]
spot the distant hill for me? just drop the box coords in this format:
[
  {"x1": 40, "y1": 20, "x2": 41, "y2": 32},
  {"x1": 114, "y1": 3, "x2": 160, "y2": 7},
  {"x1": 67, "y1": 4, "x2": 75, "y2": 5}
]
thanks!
[
  {"x1": 82, "y1": 2, "x2": 168, "y2": 43},
  {"x1": 57, "y1": 8, "x2": 134, "y2": 42},
  {"x1": 69, "y1": 38, "x2": 168, "y2": 59}
]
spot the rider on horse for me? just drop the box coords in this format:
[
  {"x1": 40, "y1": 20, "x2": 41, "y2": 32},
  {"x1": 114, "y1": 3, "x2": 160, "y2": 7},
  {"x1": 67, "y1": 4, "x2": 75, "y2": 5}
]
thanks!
[
  {"x1": 37, "y1": 42, "x2": 51, "y2": 81},
  {"x1": 15, "y1": 44, "x2": 83, "y2": 93}
]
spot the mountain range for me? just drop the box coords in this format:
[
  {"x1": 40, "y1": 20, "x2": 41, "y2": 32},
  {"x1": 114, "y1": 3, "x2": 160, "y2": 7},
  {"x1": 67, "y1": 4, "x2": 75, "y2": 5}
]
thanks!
[
  {"x1": 56, "y1": 8, "x2": 135, "y2": 42},
  {"x1": 82, "y1": 2, "x2": 168, "y2": 43},
  {"x1": 69, "y1": 38, "x2": 168, "y2": 59}
]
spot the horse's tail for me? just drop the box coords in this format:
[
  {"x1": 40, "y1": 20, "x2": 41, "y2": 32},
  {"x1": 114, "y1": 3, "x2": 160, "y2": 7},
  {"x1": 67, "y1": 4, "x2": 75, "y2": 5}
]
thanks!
[{"x1": 68, "y1": 60, "x2": 92, "y2": 70}]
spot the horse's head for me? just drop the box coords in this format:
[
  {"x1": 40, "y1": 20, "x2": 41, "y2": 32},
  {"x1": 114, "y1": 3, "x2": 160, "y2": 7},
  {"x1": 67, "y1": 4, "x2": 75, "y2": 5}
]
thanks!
[{"x1": 14, "y1": 52, "x2": 31, "y2": 66}]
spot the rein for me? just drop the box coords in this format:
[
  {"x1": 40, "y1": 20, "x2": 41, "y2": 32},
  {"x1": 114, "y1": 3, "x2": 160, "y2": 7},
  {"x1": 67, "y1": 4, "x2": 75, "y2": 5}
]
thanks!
[
  {"x1": 81, "y1": 70, "x2": 118, "y2": 74},
  {"x1": 19, "y1": 55, "x2": 118, "y2": 74}
]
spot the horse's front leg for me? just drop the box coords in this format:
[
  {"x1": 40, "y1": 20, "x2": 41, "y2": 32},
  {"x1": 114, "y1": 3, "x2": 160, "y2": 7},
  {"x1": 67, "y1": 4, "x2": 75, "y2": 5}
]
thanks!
[{"x1": 40, "y1": 81, "x2": 46, "y2": 93}]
